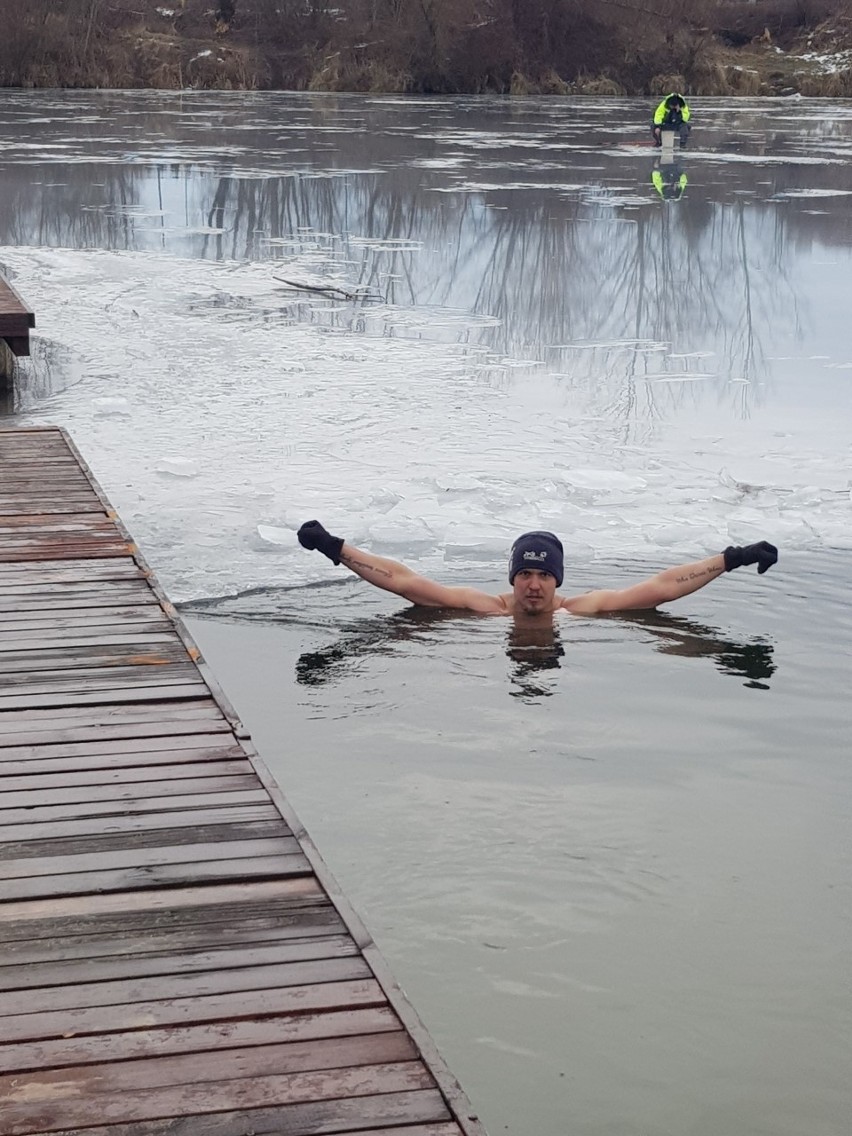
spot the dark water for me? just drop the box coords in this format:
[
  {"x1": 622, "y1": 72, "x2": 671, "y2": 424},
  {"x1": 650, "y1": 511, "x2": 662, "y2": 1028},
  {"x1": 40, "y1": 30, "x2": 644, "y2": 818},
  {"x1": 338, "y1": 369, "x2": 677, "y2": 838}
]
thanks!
[{"x1": 186, "y1": 548, "x2": 852, "y2": 1136}]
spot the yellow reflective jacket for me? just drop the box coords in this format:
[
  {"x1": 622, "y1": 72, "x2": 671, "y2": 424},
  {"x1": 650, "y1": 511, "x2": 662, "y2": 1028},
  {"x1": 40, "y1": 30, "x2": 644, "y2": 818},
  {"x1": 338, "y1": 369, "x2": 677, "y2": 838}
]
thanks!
[
  {"x1": 652, "y1": 170, "x2": 688, "y2": 199},
  {"x1": 654, "y1": 95, "x2": 691, "y2": 125}
]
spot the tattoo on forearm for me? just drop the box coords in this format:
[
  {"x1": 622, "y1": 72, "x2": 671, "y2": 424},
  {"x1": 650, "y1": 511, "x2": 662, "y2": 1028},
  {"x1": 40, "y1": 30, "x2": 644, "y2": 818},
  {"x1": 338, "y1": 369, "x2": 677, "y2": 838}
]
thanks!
[
  {"x1": 675, "y1": 564, "x2": 724, "y2": 584},
  {"x1": 341, "y1": 554, "x2": 392, "y2": 579}
]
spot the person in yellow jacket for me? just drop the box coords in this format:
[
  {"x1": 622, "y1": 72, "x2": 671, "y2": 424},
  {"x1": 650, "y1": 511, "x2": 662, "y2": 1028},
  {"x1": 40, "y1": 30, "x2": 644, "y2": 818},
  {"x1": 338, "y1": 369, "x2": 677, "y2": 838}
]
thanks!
[{"x1": 652, "y1": 93, "x2": 691, "y2": 147}]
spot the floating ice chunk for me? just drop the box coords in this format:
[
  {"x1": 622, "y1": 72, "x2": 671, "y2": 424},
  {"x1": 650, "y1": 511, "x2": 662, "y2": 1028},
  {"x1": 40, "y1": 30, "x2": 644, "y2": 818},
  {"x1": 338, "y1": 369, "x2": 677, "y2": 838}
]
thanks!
[
  {"x1": 368, "y1": 487, "x2": 403, "y2": 513},
  {"x1": 92, "y1": 396, "x2": 131, "y2": 417},
  {"x1": 256, "y1": 524, "x2": 297, "y2": 548},
  {"x1": 155, "y1": 458, "x2": 200, "y2": 478},
  {"x1": 435, "y1": 473, "x2": 482, "y2": 491},
  {"x1": 368, "y1": 516, "x2": 435, "y2": 546},
  {"x1": 444, "y1": 524, "x2": 508, "y2": 555},
  {"x1": 561, "y1": 470, "x2": 648, "y2": 493}
]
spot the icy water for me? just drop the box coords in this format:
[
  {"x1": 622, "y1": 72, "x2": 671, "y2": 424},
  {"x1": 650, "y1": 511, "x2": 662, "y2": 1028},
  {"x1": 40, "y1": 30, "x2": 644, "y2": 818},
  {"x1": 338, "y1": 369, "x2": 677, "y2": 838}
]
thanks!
[{"x1": 1, "y1": 91, "x2": 851, "y2": 1135}]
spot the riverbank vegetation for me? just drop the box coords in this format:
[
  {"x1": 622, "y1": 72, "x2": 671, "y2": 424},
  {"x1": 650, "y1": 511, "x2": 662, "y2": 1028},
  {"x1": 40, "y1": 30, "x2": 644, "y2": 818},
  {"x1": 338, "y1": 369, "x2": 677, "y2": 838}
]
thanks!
[{"x1": 1, "y1": 0, "x2": 850, "y2": 95}]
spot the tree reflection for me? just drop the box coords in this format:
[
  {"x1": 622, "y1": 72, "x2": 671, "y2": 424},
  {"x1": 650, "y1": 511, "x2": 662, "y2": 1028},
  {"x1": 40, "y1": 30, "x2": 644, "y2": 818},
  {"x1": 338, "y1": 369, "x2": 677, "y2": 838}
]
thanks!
[{"x1": 1, "y1": 93, "x2": 848, "y2": 430}]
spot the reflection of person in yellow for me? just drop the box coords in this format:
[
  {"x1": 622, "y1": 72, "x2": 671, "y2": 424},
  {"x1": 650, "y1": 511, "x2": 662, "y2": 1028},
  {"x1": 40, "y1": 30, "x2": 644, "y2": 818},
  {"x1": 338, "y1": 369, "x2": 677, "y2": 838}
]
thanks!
[
  {"x1": 652, "y1": 159, "x2": 688, "y2": 201},
  {"x1": 652, "y1": 93, "x2": 691, "y2": 147}
]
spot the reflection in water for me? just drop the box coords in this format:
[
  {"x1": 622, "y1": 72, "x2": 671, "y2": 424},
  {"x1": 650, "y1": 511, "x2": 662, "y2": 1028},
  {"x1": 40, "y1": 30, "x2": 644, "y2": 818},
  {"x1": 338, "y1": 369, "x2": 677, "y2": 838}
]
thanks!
[
  {"x1": 505, "y1": 617, "x2": 565, "y2": 702},
  {"x1": 651, "y1": 155, "x2": 688, "y2": 201},
  {"x1": 617, "y1": 609, "x2": 776, "y2": 689},
  {"x1": 1, "y1": 92, "x2": 850, "y2": 434},
  {"x1": 295, "y1": 606, "x2": 472, "y2": 688},
  {"x1": 289, "y1": 604, "x2": 775, "y2": 696}
]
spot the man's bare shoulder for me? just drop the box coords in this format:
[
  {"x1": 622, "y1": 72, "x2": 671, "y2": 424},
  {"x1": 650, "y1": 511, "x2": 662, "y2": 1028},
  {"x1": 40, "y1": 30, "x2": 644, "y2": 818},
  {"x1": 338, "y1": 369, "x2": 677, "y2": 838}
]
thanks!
[{"x1": 559, "y1": 590, "x2": 617, "y2": 615}]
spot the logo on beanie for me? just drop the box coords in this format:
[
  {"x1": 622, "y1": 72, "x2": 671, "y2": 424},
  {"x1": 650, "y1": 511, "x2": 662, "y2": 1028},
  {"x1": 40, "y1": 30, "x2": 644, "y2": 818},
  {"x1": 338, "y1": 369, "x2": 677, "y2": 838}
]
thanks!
[{"x1": 523, "y1": 550, "x2": 548, "y2": 563}]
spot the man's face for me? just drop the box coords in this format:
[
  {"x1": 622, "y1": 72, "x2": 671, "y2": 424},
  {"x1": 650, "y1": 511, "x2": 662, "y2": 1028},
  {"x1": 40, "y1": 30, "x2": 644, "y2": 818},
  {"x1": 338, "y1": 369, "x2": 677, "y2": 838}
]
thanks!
[{"x1": 512, "y1": 568, "x2": 558, "y2": 614}]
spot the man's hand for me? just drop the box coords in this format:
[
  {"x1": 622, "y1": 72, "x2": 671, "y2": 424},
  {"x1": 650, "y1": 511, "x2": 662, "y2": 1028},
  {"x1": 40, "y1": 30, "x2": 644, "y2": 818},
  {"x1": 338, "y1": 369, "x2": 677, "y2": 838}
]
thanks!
[
  {"x1": 297, "y1": 520, "x2": 344, "y2": 565},
  {"x1": 723, "y1": 541, "x2": 778, "y2": 575}
]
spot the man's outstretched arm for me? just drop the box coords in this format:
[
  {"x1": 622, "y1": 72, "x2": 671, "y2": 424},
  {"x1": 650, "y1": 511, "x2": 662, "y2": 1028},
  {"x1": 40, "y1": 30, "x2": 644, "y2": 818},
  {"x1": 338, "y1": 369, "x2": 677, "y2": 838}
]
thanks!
[
  {"x1": 564, "y1": 542, "x2": 778, "y2": 615},
  {"x1": 298, "y1": 520, "x2": 504, "y2": 613}
]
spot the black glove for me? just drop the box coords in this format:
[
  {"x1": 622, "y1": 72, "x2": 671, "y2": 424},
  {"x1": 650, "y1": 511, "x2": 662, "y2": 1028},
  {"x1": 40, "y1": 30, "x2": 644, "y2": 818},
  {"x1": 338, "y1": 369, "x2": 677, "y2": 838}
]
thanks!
[
  {"x1": 297, "y1": 520, "x2": 344, "y2": 565},
  {"x1": 723, "y1": 541, "x2": 778, "y2": 575}
]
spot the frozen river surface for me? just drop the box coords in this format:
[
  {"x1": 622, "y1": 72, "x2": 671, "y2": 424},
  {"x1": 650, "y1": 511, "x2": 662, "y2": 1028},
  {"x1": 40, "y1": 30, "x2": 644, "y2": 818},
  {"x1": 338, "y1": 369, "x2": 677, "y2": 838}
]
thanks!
[{"x1": 1, "y1": 92, "x2": 851, "y2": 1136}]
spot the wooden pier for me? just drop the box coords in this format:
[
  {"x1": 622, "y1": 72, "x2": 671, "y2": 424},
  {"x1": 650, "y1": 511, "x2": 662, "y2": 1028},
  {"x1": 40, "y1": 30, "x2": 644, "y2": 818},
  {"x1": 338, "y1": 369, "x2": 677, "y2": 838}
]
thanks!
[
  {"x1": 0, "y1": 427, "x2": 484, "y2": 1136},
  {"x1": 0, "y1": 276, "x2": 34, "y2": 378}
]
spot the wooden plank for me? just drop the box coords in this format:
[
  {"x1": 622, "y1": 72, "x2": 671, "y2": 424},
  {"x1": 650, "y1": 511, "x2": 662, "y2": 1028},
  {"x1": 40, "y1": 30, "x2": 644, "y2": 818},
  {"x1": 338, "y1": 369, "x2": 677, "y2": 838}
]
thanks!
[
  {"x1": 0, "y1": 907, "x2": 346, "y2": 968},
  {"x1": 0, "y1": 1006, "x2": 400, "y2": 1074},
  {"x1": 0, "y1": 804, "x2": 281, "y2": 844},
  {"x1": 0, "y1": 629, "x2": 178, "y2": 651},
  {"x1": 0, "y1": 580, "x2": 155, "y2": 600},
  {"x1": 0, "y1": 933, "x2": 356, "y2": 990},
  {"x1": 0, "y1": 833, "x2": 297, "y2": 877},
  {"x1": 0, "y1": 683, "x2": 213, "y2": 710},
  {"x1": 0, "y1": 787, "x2": 270, "y2": 826},
  {"x1": 0, "y1": 878, "x2": 323, "y2": 925},
  {"x1": 1, "y1": 1033, "x2": 419, "y2": 1101},
  {"x1": 0, "y1": 759, "x2": 257, "y2": 793},
  {"x1": 0, "y1": 977, "x2": 386, "y2": 1044},
  {"x1": 0, "y1": 717, "x2": 233, "y2": 750},
  {"x1": 0, "y1": 557, "x2": 144, "y2": 576},
  {"x1": 0, "y1": 852, "x2": 312, "y2": 901},
  {"x1": 0, "y1": 732, "x2": 244, "y2": 763},
  {"x1": 0, "y1": 958, "x2": 372, "y2": 1022},
  {"x1": 0, "y1": 744, "x2": 250, "y2": 776},
  {"x1": 1, "y1": 1060, "x2": 433, "y2": 1136},
  {"x1": 0, "y1": 608, "x2": 167, "y2": 628},
  {"x1": 0, "y1": 818, "x2": 292, "y2": 861},
  {"x1": 0, "y1": 661, "x2": 199, "y2": 691},
  {"x1": 0, "y1": 644, "x2": 190, "y2": 674},
  {"x1": 0, "y1": 773, "x2": 263, "y2": 808},
  {"x1": 3, "y1": 1088, "x2": 450, "y2": 1136},
  {"x1": 0, "y1": 700, "x2": 223, "y2": 726}
]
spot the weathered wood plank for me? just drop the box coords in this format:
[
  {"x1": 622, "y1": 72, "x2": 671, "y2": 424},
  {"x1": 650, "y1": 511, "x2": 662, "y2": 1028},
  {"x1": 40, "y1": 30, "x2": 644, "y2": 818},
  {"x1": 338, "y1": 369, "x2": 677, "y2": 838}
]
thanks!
[
  {"x1": 0, "y1": 745, "x2": 250, "y2": 777},
  {"x1": 0, "y1": 580, "x2": 155, "y2": 600},
  {"x1": 0, "y1": 787, "x2": 270, "y2": 826},
  {"x1": 0, "y1": 832, "x2": 297, "y2": 877},
  {"x1": 0, "y1": 878, "x2": 323, "y2": 925},
  {"x1": 0, "y1": 760, "x2": 256, "y2": 793},
  {"x1": 0, "y1": 607, "x2": 167, "y2": 628},
  {"x1": 0, "y1": 661, "x2": 199, "y2": 691},
  {"x1": 0, "y1": 905, "x2": 345, "y2": 966},
  {"x1": 0, "y1": 1006, "x2": 399, "y2": 1074},
  {"x1": 0, "y1": 803, "x2": 281, "y2": 844},
  {"x1": 0, "y1": 717, "x2": 233, "y2": 750},
  {"x1": 1, "y1": 1033, "x2": 419, "y2": 1105},
  {"x1": 0, "y1": 644, "x2": 191, "y2": 673},
  {"x1": 0, "y1": 773, "x2": 263, "y2": 808},
  {"x1": 2, "y1": 1087, "x2": 450, "y2": 1136},
  {"x1": 0, "y1": 683, "x2": 213, "y2": 710},
  {"x1": 0, "y1": 818, "x2": 292, "y2": 861},
  {"x1": 0, "y1": 933, "x2": 356, "y2": 990},
  {"x1": 0, "y1": 852, "x2": 312, "y2": 902},
  {"x1": 0, "y1": 977, "x2": 385, "y2": 1044},
  {"x1": 0, "y1": 955, "x2": 371, "y2": 1019}
]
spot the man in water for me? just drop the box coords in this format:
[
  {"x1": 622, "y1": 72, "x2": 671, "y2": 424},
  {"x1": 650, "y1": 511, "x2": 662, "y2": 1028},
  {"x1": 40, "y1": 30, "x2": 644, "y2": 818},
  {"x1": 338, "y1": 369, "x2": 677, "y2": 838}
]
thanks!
[
  {"x1": 652, "y1": 93, "x2": 691, "y2": 148},
  {"x1": 297, "y1": 522, "x2": 777, "y2": 616}
]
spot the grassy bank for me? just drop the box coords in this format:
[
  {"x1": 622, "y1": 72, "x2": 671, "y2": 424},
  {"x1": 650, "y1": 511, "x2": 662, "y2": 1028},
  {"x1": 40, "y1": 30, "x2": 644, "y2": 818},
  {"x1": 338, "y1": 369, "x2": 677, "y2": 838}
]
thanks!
[{"x1": 0, "y1": 0, "x2": 849, "y2": 96}]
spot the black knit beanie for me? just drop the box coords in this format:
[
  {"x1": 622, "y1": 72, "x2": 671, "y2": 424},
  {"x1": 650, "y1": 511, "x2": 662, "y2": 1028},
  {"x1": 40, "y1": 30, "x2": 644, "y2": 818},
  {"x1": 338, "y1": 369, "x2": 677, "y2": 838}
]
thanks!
[{"x1": 508, "y1": 531, "x2": 564, "y2": 586}]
